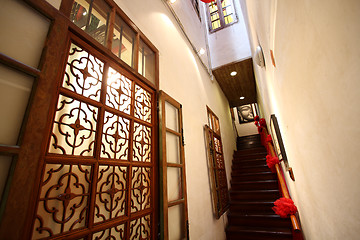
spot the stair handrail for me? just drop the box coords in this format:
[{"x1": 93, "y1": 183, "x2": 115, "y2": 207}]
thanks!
[{"x1": 260, "y1": 126, "x2": 301, "y2": 233}]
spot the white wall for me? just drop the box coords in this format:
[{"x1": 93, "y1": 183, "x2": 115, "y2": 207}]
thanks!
[
  {"x1": 114, "y1": 1, "x2": 236, "y2": 239},
  {"x1": 169, "y1": 0, "x2": 211, "y2": 71},
  {"x1": 241, "y1": 0, "x2": 360, "y2": 239},
  {"x1": 205, "y1": 0, "x2": 251, "y2": 69}
]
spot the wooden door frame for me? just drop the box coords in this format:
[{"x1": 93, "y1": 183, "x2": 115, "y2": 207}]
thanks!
[
  {"x1": 158, "y1": 91, "x2": 189, "y2": 240},
  {"x1": 0, "y1": 0, "x2": 159, "y2": 239}
]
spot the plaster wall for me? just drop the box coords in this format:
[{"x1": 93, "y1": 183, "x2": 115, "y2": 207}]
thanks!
[
  {"x1": 113, "y1": 1, "x2": 238, "y2": 239},
  {"x1": 169, "y1": 0, "x2": 211, "y2": 70},
  {"x1": 206, "y1": 0, "x2": 251, "y2": 69},
  {"x1": 240, "y1": 0, "x2": 360, "y2": 239}
]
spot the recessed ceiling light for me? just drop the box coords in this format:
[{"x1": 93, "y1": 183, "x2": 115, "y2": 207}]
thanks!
[
  {"x1": 170, "y1": 0, "x2": 177, "y2": 3},
  {"x1": 240, "y1": 96, "x2": 245, "y2": 100},
  {"x1": 198, "y1": 48, "x2": 206, "y2": 55},
  {"x1": 230, "y1": 71, "x2": 237, "y2": 76}
]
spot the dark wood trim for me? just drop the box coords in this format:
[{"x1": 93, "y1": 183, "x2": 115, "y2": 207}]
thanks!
[
  {"x1": 166, "y1": 128, "x2": 181, "y2": 137},
  {"x1": 107, "y1": 8, "x2": 116, "y2": 49},
  {"x1": 0, "y1": 145, "x2": 20, "y2": 155},
  {"x1": 59, "y1": 0, "x2": 73, "y2": 16},
  {"x1": 0, "y1": 53, "x2": 40, "y2": 77},
  {"x1": 168, "y1": 199, "x2": 185, "y2": 208},
  {"x1": 133, "y1": 33, "x2": 140, "y2": 75}
]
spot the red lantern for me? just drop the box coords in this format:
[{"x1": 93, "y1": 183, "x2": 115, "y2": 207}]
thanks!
[{"x1": 200, "y1": 0, "x2": 214, "y2": 3}]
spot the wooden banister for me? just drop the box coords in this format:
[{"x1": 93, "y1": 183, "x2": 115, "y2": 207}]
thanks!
[{"x1": 263, "y1": 128, "x2": 301, "y2": 233}]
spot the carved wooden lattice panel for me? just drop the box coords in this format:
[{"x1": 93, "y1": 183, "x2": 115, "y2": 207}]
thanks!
[
  {"x1": 205, "y1": 107, "x2": 229, "y2": 219},
  {"x1": 31, "y1": 38, "x2": 155, "y2": 239}
]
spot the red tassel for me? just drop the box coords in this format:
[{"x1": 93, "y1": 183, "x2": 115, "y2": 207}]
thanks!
[
  {"x1": 259, "y1": 118, "x2": 266, "y2": 127},
  {"x1": 266, "y1": 155, "x2": 279, "y2": 172},
  {"x1": 266, "y1": 134, "x2": 272, "y2": 143},
  {"x1": 273, "y1": 198, "x2": 298, "y2": 218},
  {"x1": 254, "y1": 116, "x2": 260, "y2": 121}
]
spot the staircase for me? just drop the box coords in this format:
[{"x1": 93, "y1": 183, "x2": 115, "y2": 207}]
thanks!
[{"x1": 226, "y1": 134, "x2": 293, "y2": 240}]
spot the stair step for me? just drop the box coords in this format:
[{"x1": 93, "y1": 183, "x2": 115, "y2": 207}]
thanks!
[
  {"x1": 235, "y1": 147, "x2": 267, "y2": 155},
  {"x1": 229, "y1": 201, "x2": 275, "y2": 214},
  {"x1": 230, "y1": 136, "x2": 294, "y2": 239},
  {"x1": 232, "y1": 159, "x2": 266, "y2": 167},
  {"x1": 237, "y1": 136, "x2": 261, "y2": 142},
  {"x1": 230, "y1": 190, "x2": 280, "y2": 201},
  {"x1": 232, "y1": 164, "x2": 269, "y2": 173},
  {"x1": 233, "y1": 152, "x2": 268, "y2": 160},
  {"x1": 231, "y1": 180, "x2": 278, "y2": 190},
  {"x1": 228, "y1": 213, "x2": 292, "y2": 228},
  {"x1": 232, "y1": 172, "x2": 277, "y2": 181},
  {"x1": 226, "y1": 226, "x2": 292, "y2": 240}
]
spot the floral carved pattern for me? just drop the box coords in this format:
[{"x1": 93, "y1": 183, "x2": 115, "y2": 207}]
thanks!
[
  {"x1": 129, "y1": 215, "x2": 151, "y2": 240},
  {"x1": 131, "y1": 167, "x2": 151, "y2": 213},
  {"x1": 214, "y1": 136, "x2": 222, "y2": 154},
  {"x1": 106, "y1": 67, "x2": 132, "y2": 114},
  {"x1": 32, "y1": 164, "x2": 92, "y2": 239},
  {"x1": 94, "y1": 165, "x2": 127, "y2": 223},
  {"x1": 134, "y1": 85, "x2": 151, "y2": 123},
  {"x1": 63, "y1": 43, "x2": 104, "y2": 102},
  {"x1": 133, "y1": 123, "x2": 151, "y2": 162},
  {"x1": 92, "y1": 224, "x2": 125, "y2": 240},
  {"x1": 101, "y1": 112, "x2": 130, "y2": 160},
  {"x1": 49, "y1": 95, "x2": 98, "y2": 156}
]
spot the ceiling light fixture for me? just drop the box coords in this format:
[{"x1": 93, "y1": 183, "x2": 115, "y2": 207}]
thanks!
[
  {"x1": 240, "y1": 96, "x2": 245, "y2": 100},
  {"x1": 169, "y1": 0, "x2": 177, "y2": 3},
  {"x1": 198, "y1": 48, "x2": 206, "y2": 55},
  {"x1": 230, "y1": 71, "x2": 237, "y2": 76}
]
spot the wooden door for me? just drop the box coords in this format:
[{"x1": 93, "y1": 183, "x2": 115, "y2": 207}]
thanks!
[
  {"x1": 158, "y1": 91, "x2": 189, "y2": 240},
  {"x1": 30, "y1": 33, "x2": 157, "y2": 239}
]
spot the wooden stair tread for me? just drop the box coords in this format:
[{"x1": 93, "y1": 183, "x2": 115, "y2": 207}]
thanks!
[
  {"x1": 230, "y1": 200, "x2": 274, "y2": 204},
  {"x1": 232, "y1": 171, "x2": 275, "y2": 176},
  {"x1": 228, "y1": 213, "x2": 280, "y2": 218},
  {"x1": 232, "y1": 180, "x2": 277, "y2": 184},
  {"x1": 232, "y1": 163, "x2": 268, "y2": 168},
  {"x1": 231, "y1": 189, "x2": 279, "y2": 193},
  {"x1": 226, "y1": 225, "x2": 292, "y2": 236}
]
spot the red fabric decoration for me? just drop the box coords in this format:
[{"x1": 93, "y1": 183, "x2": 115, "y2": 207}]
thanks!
[
  {"x1": 259, "y1": 118, "x2": 266, "y2": 127},
  {"x1": 272, "y1": 198, "x2": 298, "y2": 218},
  {"x1": 254, "y1": 121, "x2": 259, "y2": 126},
  {"x1": 266, "y1": 134, "x2": 272, "y2": 143},
  {"x1": 257, "y1": 126, "x2": 263, "y2": 133},
  {"x1": 200, "y1": 0, "x2": 214, "y2": 3},
  {"x1": 254, "y1": 116, "x2": 260, "y2": 121},
  {"x1": 266, "y1": 155, "x2": 279, "y2": 172}
]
